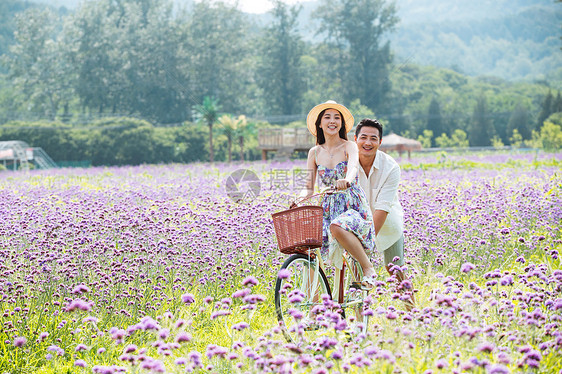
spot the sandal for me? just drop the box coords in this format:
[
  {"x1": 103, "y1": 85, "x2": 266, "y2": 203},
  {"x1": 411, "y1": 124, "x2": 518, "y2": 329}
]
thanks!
[{"x1": 360, "y1": 274, "x2": 377, "y2": 291}]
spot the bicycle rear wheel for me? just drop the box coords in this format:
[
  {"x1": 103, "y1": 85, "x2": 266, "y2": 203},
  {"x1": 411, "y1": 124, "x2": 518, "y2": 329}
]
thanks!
[
  {"x1": 340, "y1": 260, "x2": 370, "y2": 337},
  {"x1": 274, "y1": 253, "x2": 331, "y2": 343}
]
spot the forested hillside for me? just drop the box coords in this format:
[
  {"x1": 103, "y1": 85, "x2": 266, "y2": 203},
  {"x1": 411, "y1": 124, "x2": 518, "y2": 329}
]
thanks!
[
  {"x1": 391, "y1": 1, "x2": 561, "y2": 81},
  {"x1": 0, "y1": 0, "x2": 560, "y2": 165},
  {"x1": 8, "y1": 0, "x2": 561, "y2": 81}
]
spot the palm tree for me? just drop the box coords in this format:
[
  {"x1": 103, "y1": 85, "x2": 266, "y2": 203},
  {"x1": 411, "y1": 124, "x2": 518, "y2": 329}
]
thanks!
[
  {"x1": 218, "y1": 114, "x2": 251, "y2": 162},
  {"x1": 237, "y1": 116, "x2": 256, "y2": 162},
  {"x1": 193, "y1": 96, "x2": 221, "y2": 162},
  {"x1": 217, "y1": 114, "x2": 236, "y2": 163}
]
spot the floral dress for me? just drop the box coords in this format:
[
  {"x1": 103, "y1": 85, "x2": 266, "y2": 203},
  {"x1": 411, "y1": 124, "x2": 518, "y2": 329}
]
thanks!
[{"x1": 317, "y1": 160, "x2": 375, "y2": 269}]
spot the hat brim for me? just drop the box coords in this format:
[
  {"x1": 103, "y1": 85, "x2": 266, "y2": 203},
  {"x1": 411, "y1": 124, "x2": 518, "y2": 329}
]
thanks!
[{"x1": 306, "y1": 101, "x2": 354, "y2": 136}]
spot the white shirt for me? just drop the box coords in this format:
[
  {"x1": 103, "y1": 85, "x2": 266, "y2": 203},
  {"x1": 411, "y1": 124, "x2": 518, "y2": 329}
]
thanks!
[{"x1": 357, "y1": 150, "x2": 404, "y2": 252}]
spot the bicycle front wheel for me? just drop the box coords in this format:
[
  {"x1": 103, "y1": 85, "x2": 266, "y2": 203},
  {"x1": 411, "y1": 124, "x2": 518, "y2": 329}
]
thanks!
[{"x1": 274, "y1": 253, "x2": 331, "y2": 343}]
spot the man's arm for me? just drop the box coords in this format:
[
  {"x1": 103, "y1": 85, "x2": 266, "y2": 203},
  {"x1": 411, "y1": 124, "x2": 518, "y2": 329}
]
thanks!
[{"x1": 372, "y1": 210, "x2": 388, "y2": 236}]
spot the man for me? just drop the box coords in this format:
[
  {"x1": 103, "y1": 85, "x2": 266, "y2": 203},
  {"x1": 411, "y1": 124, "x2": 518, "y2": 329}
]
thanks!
[{"x1": 354, "y1": 118, "x2": 415, "y2": 310}]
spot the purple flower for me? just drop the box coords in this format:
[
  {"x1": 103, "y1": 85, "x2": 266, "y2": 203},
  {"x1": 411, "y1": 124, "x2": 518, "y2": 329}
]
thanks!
[
  {"x1": 188, "y1": 351, "x2": 202, "y2": 367},
  {"x1": 123, "y1": 344, "x2": 137, "y2": 353},
  {"x1": 175, "y1": 357, "x2": 187, "y2": 365},
  {"x1": 74, "y1": 359, "x2": 87, "y2": 368},
  {"x1": 82, "y1": 316, "x2": 99, "y2": 324},
  {"x1": 331, "y1": 350, "x2": 344, "y2": 360},
  {"x1": 139, "y1": 316, "x2": 160, "y2": 330},
  {"x1": 72, "y1": 284, "x2": 90, "y2": 295},
  {"x1": 519, "y1": 347, "x2": 542, "y2": 368},
  {"x1": 288, "y1": 308, "x2": 304, "y2": 320},
  {"x1": 66, "y1": 299, "x2": 93, "y2": 312},
  {"x1": 233, "y1": 288, "x2": 251, "y2": 298},
  {"x1": 47, "y1": 345, "x2": 64, "y2": 356},
  {"x1": 206, "y1": 344, "x2": 228, "y2": 359},
  {"x1": 364, "y1": 346, "x2": 378, "y2": 357},
  {"x1": 500, "y1": 275, "x2": 513, "y2": 286},
  {"x1": 176, "y1": 332, "x2": 191, "y2": 343},
  {"x1": 288, "y1": 290, "x2": 305, "y2": 303},
  {"x1": 386, "y1": 310, "x2": 398, "y2": 320},
  {"x1": 487, "y1": 364, "x2": 509, "y2": 374},
  {"x1": 242, "y1": 276, "x2": 258, "y2": 286},
  {"x1": 477, "y1": 342, "x2": 495, "y2": 353},
  {"x1": 13, "y1": 337, "x2": 26, "y2": 348},
  {"x1": 435, "y1": 359, "x2": 447, "y2": 369},
  {"x1": 278, "y1": 269, "x2": 291, "y2": 279},
  {"x1": 158, "y1": 328, "x2": 170, "y2": 340},
  {"x1": 232, "y1": 322, "x2": 249, "y2": 331},
  {"x1": 181, "y1": 293, "x2": 195, "y2": 304},
  {"x1": 376, "y1": 349, "x2": 395, "y2": 364},
  {"x1": 317, "y1": 337, "x2": 338, "y2": 350},
  {"x1": 461, "y1": 262, "x2": 475, "y2": 273},
  {"x1": 75, "y1": 343, "x2": 88, "y2": 352}
]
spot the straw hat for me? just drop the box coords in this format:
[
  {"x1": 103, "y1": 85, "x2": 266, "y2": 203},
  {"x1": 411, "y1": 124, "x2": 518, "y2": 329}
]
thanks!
[{"x1": 306, "y1": 100, "x2": 354, "y2": 136}]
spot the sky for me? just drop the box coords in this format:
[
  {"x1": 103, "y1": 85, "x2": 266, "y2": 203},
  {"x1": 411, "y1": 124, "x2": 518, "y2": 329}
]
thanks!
[{"x1": 221, "y1": 0, "x2": 303, "y2": 14}]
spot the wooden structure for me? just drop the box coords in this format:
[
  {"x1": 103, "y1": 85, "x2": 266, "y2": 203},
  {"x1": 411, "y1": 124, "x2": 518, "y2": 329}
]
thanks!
[
  {"x1": 379, "y1": 133, "x2": 422, "y2": 159},
  {"x1": 258, "y1": 128, "x2": 315, "y2": 160}
]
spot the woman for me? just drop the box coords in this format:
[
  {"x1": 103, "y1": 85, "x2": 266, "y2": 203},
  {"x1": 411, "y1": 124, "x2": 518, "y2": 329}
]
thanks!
[{"x1": 298, "y1": 100, "x2": 376, "y2": 288}]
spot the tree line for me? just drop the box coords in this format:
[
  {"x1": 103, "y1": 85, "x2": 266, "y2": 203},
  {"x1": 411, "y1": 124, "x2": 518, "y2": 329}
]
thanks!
[{"x1": 0, "y1": 0, "x2": 561, "y2": 164}]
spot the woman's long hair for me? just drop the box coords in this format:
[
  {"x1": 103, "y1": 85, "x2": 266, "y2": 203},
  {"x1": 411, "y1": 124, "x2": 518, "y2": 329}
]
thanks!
[{"x1": 315, "y1": 109, "x2": 348, "y2": 145}]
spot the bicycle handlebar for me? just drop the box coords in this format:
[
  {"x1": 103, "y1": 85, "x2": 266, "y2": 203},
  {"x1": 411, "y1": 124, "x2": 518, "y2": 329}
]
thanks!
[{"x1": 290, "y1": 187, "x2": 340, "y2": 208}]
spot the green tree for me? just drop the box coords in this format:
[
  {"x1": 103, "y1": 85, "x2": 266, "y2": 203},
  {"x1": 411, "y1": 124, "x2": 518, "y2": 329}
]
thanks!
[
  {"x1": 316, "y1": 0, "x2": 398, "y2": 112},
  {"x1": 113, "y1": 0, "x2": 187, "y2": 122},
  {"x1": 507, "y1": 102, "x2": 531, "y2": 140},
  {"x1": 237, "y1": 119, "x2": 257, "y2": 162},
  {"x1": 3, "y1": 8, "x2": 73, "y2": 118},
  {"x1": 469, "y1": 96, "x2": 493, "y2": 146},
  {"x1": 0, "y1": 0, "x2": 37, "y2": 64},
  {"x1": 184, "y1": 1, "x2": 249, "y2": 114},
  {"x1": 426, "y1": 97, "x2": 445, "y2": 145},
  {"x1": 536, "y1": 90, "x2": 553, "y2": 129},
  {"x1": 434, "y1": 133, "x2": 451, "y2": 148},
  {"x1": 193, "y1": 96, "x2": 221, "y2": 163},
  {"x1": 174, "y1": 125, "x2": 208, "y2": 163},
  {"x1": 553, "y1": 91, "x2": 562, "y2": 114},
  {"x1": 217, "y1": 114, "x2": 237, "y2": 163},
  {"x1": 491, "y1": 135, "x2": 504, "y2": 148},
  {"x1": 532, "y1": 120, "x2": 562, "y2": 152},
  {"x1": 349, "y1": 99, "x2": 375, "y2": 122},
  {"x1": 417, "y1": 129, "x2": 433, "y2": 148},
  {"x1": 509, "y1": 129, "x2": 523, "y2": 148},
  {"x1": 450, "y1": 129, "x2": 469, "y2": 148},
  {"x1": 67, "y1": 0, "x2": 132, "y2": 115},
  {"x1": 67, "y1": 0, "x2": 187, "y2": 122},
  {"x1": 435, "y1": 129, "x2": 469, "y2": 148},
  {"x1": 217, "y1": 114, "x2": 252, "y2": 162},
  {"x1": 258, "y1": 0, "x2": 305, "y2": 116}
]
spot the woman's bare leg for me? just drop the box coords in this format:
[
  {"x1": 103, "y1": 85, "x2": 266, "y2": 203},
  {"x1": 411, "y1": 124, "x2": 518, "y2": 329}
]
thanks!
[{"x1": 330, "y1": 224, "x2": 375, "y2": 278}]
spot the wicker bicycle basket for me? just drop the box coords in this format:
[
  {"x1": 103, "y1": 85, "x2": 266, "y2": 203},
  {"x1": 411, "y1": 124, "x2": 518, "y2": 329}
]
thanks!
[{"x1": 271, "y1": 205, "x2": 323, "y2": 255}]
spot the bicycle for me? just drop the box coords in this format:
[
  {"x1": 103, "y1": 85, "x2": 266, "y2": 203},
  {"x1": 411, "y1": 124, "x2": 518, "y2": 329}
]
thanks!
[{"x1": 271, "y1": 190, "x2": 371, "y2": 343}]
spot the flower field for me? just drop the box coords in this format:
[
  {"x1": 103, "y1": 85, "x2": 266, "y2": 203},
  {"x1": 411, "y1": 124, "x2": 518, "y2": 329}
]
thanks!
[{"x1": 0, "y1": 152, "x2": 561, "y2": 373}]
